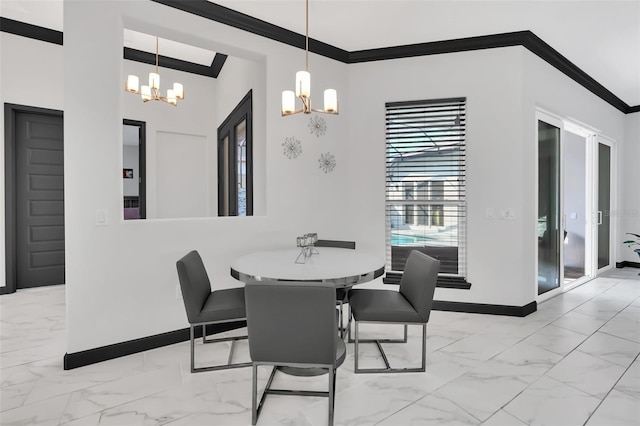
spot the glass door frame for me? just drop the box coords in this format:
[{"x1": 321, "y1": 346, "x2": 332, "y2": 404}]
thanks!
[
  {"x1": 536, "y1": 111, "x2": 565, "y2": 302},
  {"x1": 594, "y1": 135, "x2": 616, "y2": 276}
]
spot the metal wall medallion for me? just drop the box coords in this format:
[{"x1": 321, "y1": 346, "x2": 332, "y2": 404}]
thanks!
[
  {"x1": 282, "y1": 136, "x2": 302, "y2": 159},
  {"x1": 309, "y1": 115, "x2": 327, "y2": 137},
  {"x1": 318, "y1": 152, "x2": 336, "y2": 173}
]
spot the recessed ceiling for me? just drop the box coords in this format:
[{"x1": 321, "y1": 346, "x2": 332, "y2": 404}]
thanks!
[
  {"x1": 1, "y1": 0, "x2": 638, "y2": 107},
  {"x1": 123, "y1": 29, "x2": 216, "y2": 67}
]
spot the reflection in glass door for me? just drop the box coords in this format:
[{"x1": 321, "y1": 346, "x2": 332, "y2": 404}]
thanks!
[
  {"x1": 538, "y1": 119, "x2": 562, "y2": 295},
  {"x1": 597, "y1": 142, "x2": 612, "y2": 270}
]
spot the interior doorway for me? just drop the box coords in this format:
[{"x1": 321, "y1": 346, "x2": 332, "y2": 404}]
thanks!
[
  {"x1": 122, "y1": 119, "x2": 146, "y2": 220},
  {"x1": 4, "y1": 104, "x2": 64, "y2": 294}
]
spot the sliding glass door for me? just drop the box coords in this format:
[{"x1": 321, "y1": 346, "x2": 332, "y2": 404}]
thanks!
[
  {"x1": 537, "y1": 116, "x2": 562, "y2": 295},
  {"x1": 537, "y1": 111, "x2": 615, "y2": 301}
]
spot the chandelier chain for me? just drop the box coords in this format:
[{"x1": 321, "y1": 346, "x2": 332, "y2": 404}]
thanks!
[
  {"x1": 155, "y1": 37, "x2": 159, "y2": 74},
  {"x1": 305, "y1": 0, "x2": 309, "y2": 71}
]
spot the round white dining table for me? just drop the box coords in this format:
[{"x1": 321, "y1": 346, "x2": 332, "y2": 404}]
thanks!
[{"x1": 230, "y1": 247, "x2": 384, "y2": 286}]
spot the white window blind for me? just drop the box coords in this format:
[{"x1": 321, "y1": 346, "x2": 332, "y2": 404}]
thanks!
[{"x1": 385, "y1": 97, "x2": 467, "y2": 280}]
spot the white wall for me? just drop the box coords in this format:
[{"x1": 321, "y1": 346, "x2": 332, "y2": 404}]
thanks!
[
  {"x1": 346, "y1": 46, "x2": 629, "y2": 307},
  {"x1": 0, "y1": 33, "x2": 64, "y2": 289},
  {"x1": 346, "y1": 47, "x2": 529, "y2": 306},
  {"x1": 620, "y1": 113, "x2": 640, "y2": 262},
  {"x1": 62, "y1": 0, "x2": 349, "y2": 352}
]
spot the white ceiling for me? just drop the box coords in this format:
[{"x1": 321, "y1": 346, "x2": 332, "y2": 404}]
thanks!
[
  {"x1": 123, "y1": 29, "x2": 217, "y2": 67},
  {"x1": 2, "y1": 0, "x2": 639, "y2": 107}
]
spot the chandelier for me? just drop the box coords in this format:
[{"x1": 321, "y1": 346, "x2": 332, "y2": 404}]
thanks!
[
  {"x1": 281, "y1": 0, "x2": 338, "y2": 116},
  {"x1": 125, "y1": 36, "x2": 184, "y2": 106}
]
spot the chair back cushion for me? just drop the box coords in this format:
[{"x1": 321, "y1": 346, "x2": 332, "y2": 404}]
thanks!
[
  {"x1": 399, "y1": 251, "x2": 440, "y2": 322},
  {"x1": 176, "y1": 250, "x2": 213, "y2": 324},
  {"x1": 245, "y1": 280, "x2": 337, "y2": 366},
  {"x1": 315, "y1": 240, "x2": 356, "y2": 249}
]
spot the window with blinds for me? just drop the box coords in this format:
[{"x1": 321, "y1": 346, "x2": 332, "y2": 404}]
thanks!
[{"x1": 385, "y1": 97, "x2": 467, "y2": 281}]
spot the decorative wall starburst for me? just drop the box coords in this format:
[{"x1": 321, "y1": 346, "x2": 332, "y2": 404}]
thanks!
[
  {"x1": 282, "y1": 136, "x2": 302, "y2": 159},
  {"x1": 318, "y1": 152, "x2": 336, "y2": 173},
  {"x1": 308, "y1": 115, "x2": 327, "y2": 137}
]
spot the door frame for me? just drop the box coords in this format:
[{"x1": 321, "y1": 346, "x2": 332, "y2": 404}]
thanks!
[
  {"x1": 536, "y1": 110, "x2": 565, "y2": 302},
  {"x1": 535, "y1": 108, "x2": 616, "y2": 303},
  {"x1": 123, "y1": 119, "x2": 147, "y2": 219},
  {"x1": 561, "y1": 124, "x2": 596, "y2": 292},
  {"x1": 3, "y1": 103, "x2": 64, "y2": 295},
  {"x1": 594, "y1": 134, "x2": 616, "y2": 275}
]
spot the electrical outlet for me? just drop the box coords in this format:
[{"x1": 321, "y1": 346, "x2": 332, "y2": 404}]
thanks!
[
  {"x1": 500, "y1": 208, "x2": 516, "y2": 220},
  {"x1": 486, "y1": 207, "x2": 495, "y2": 219}
]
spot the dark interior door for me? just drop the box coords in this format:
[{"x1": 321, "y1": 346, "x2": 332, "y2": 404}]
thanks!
[{"x1": 15, "y1": 111, "x2": 65, "y2": 288}]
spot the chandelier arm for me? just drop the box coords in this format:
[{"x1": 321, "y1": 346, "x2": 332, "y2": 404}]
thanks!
[
  {"x1": 311, "y1": 108, "x2": 339, "y2": 115},
  {"x1": 282, "y1": 108, "x2": 304, "y2": 117},
  {"x1": 301, "y1": 95, "x2": 311, "y2": 113}
]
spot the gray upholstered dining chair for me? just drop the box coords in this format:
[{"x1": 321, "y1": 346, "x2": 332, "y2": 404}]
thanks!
[
  {"x1": 314, "y1": 239, "x2": 356, "y2": 338},
  {"x1": 348, "y1": 250, "x2": 439, "y2": 373},
  {"x1": 176, "y1": 250, "x2": 251, "y2": 373},
  {"x1": 245, "y1": 280, "x2": 346, "y2": 426}
]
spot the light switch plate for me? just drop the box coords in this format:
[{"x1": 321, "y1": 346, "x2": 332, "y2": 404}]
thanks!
[
  {"x1": 95, "y1": 209, "x2": 108, "y2": 226},
  {"x1": 486, "y1": 208, "x2": 495, "y2": 219}
]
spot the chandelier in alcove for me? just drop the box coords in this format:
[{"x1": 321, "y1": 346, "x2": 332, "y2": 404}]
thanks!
[{"x1": 125, "y1": 36, "x2": 184, "y2": 106}]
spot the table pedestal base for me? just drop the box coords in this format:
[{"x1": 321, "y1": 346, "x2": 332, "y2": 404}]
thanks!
[{"x1": 278, "y1": 366, "x2": 328, "y2": 376}]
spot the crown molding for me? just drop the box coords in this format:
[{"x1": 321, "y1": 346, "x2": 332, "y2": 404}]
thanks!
[
  {"x1": 150, "y1": 0, "x2": 350, "y2": 63},
  {"x1": 0, "y1": 17, "x2": 62, "y2": 45},
  {"x1": 0, "y1": 16, "x2": 226, "y2": 79},
  {"x1": 2, "y1": 5, "x2": 638, "y2": 113},
  {"x1": 152, "y1": 1, "x2": 637, "y2": 114},
  {"x1": 123, "y1": 47, "x2": 226, "y2": 78}
]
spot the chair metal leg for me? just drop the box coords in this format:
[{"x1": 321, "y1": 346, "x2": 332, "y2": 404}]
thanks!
[
  {"x1": 338, "y1": 300, "x2": 344, "y2": 338},
  {"x1": 254, "y1": 365, "x2": 277, "y2": 425},
  {"x1": 190, "y1": 325, "x2": 196, "y2": 373},
  {"x1": 252, "y1": 363, "x2": 258, "y2": 425},
  {"x1": 349, "y1": 322, "x2": 408, "y2": 345},
  {"x1": 354, "y1": 321, "x2": 359, "y2": 372},
  {"x1": 328, "y1": 367, "x2": 335, "y2": 426},
  {"x1": 253, "y1": 363, "x2": 336, "y2": 425},
  {"x1": 190, "y1": 324, "x2": 252, "y2": 373},
  {"x1": 353, "y1": 322, "x2": 427, "y2": 374}
]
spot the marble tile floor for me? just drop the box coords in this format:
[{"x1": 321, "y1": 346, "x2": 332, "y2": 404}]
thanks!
[{"x1": 1, "y1": 268, "x2": 639, "y2": 426}]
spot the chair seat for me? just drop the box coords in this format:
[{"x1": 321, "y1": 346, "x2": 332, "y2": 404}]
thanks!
[
  {"x1": 349, "y1": 289, "x2": 423, "y2": 323},
  {"x1": 196, "y1": 287, "x2": 246, "y2": 323}
]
